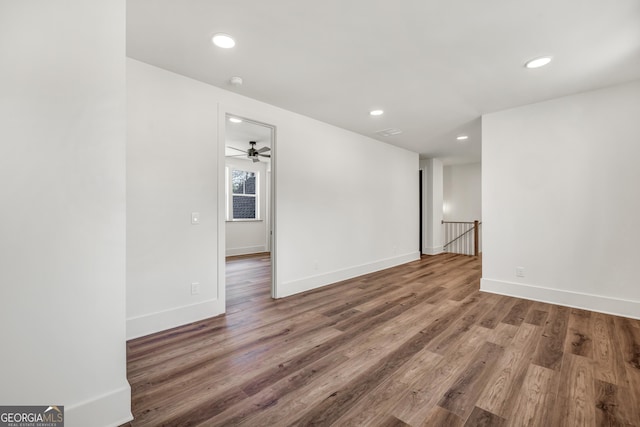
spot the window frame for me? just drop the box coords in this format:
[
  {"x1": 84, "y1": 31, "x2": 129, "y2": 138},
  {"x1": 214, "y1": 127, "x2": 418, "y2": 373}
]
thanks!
[{"x1": 226, "y1": 167, "x2": 260, "y2": 221}]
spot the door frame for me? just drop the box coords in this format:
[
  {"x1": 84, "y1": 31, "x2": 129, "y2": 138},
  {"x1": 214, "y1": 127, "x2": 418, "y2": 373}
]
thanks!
[
  {"x1": 419, "y1": 169, "x2": 423, "y2": 255},
  {"x1": 218, "y1": 104, "x2": 278, "y2": 310}
]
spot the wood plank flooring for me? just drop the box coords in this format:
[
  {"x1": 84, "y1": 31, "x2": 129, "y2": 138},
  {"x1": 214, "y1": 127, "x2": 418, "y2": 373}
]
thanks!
[{"x1": 124, "y1": 253, "x2": 640, "y2": 426}]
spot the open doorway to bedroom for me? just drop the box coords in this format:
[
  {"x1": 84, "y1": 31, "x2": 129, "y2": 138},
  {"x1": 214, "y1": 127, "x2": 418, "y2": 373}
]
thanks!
[{"x1": 224, "y1": 114, "x2": 275, "y2": 307}]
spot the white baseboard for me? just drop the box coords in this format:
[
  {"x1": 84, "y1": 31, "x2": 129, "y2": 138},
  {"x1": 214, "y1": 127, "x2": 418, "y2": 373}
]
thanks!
[
  {"x1": 277, "y1": 252, "x2": 420, "y2": 298},
  {"x1": 423, "y1": 246, "x2": 443, "y2": 255},
  {"x1": 481, "y1": 278, "x2": 640, "y2": 320},
  {"x1": 127, "y1": 298, "x2": 224, "y2": 339},
  {"x1": 65, "y1": 382, "x2": 132, "y2": 427},
  {"x1": 226, "y1": 245, "x2": 267, "y2": 257}
]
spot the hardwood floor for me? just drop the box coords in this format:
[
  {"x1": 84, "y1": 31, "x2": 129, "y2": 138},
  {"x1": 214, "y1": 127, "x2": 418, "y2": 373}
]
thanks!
[{"x1": 124, "y1": 253, "x2": 640, "y2": 426}]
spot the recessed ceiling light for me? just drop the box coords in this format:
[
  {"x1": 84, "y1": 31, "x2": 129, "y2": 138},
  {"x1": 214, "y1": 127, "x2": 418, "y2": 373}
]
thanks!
[
  {"x1": 456, "y1": 135, "x2": 469, "y2": 141},
  {"x1": 229, "y1": 117, "x2": 242, "y2": 123},
  {"x1": 525, "y1": 56, "x2": 552, "y2": 69},
  {"x1": 370, "y1": 109, "x2": 384, "y2": 116},
  {"x1": 212, "y1": 33, "x2": 236, "y2": 49}
]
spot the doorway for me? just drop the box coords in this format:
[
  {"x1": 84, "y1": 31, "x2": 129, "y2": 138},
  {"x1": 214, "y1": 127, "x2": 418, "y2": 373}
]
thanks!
[{"x1": 222, "y1": 114, "x2": 276, "y2": 303}]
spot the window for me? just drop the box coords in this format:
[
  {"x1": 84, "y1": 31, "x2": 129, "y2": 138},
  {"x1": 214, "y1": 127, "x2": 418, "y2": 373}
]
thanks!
[{"x1": 228, "y1": 169, "x2": 259, "y2": 220}]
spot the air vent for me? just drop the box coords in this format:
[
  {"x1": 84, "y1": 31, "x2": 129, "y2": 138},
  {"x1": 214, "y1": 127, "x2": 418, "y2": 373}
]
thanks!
[{"x1": 375, "y1": 128, "x2": 403, "y2": 137}]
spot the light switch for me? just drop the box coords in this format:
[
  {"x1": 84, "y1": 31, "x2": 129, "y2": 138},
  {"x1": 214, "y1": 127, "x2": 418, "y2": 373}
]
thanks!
[{"x1": 191, "y1": 212, "x2": 200, "y2": 225}]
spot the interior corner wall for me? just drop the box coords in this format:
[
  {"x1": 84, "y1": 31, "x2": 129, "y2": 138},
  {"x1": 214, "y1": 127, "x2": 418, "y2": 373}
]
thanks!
[
  {"x1": 0, "y1": 1, "x2": 131, "y2": 426},
  {"x1": 225, "y1": 158, "x2": 269, "y2": 256},
  {"x1": 443, "y1": 163, "x2": 481, "y2": 222},
  {"x1": 127, "y1": 59, "x2": 420, "y2": 336},
  {"x1": 481, "y1": 79, "x2": 640, "y2": 319}
]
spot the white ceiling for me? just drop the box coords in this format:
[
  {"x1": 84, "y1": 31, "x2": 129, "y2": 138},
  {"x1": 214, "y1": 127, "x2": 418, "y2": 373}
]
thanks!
[{"x1": 127, "y1": 0, "x2": 640, "y2": 164}]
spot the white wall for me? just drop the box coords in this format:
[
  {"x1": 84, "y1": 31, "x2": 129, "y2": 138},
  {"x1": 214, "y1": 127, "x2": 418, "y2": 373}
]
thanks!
[
  {"x1": 127, "y1": 59, "x2": 420, "y2": 337},
  {"x1": 127, "y1": 59, "x2": 221, "y2": 338},
  {"x1": 225, "y1": 157, "x2": 269, "y2": 256},
  {"x1": 277, "y1": 119, "x2": 419, "y2": 296},
  {"x1": 482, "y1": 79, "x2": 640, "y2": 319},
  {"x1": 421, "y1": 158, "x2": 444, "y2": 255},
  {"x1": 443, "y1": 163, "x2": 481, "y2": 222},
  {"x1": 0, "y1": 1, "x2": 131, "y2": 426}
]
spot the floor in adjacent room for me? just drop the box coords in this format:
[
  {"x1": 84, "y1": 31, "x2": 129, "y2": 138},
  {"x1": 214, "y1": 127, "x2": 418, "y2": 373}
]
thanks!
[{"x1": 123, "y1": 252, "x2": 640, "y2": 426}]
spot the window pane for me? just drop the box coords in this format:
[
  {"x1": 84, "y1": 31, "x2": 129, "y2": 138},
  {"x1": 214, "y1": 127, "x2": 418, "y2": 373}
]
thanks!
[
  {"x1": 245, "y1": 173, "x2": 256, "y2": 195},
  {"x1": 233, "y1": 195, "x2": 255, "y2": 219},
  {"x1": 231, "y1": 170, "x2": 256, "y2": 195},
  {"x1": 231, "y1": 170, "x2": 245, "y2": 194}
]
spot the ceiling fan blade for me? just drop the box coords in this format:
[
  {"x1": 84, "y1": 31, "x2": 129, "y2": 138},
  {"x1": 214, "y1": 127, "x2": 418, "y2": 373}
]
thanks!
[
  {"x1": 225, "y1": 154, "x2": 246, "y2": 157},
  {"x1": 257, "y1": 147, "x2": 270, "y2": 153},
  {"x1": 226, "y1": 146, "x2": 247, "y2": 153},
  {"x1": 252, "y1": 157, "x2": 260, "y2": 163},
  {"x1": 258, "y1": 153, "x2": 271, "y2": 158}
]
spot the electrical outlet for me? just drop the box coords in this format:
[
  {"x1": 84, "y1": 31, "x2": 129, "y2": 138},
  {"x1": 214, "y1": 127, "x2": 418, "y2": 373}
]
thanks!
[
  {"x1": 515, "y1": 267, "x2": 525, "y2": 278},
  {"x1": 191, "y1": 282, "x2": 201, "y2": 295}
]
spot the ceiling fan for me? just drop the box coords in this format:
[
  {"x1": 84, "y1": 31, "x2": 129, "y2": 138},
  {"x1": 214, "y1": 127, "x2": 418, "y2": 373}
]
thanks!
[{"x1": 226, "y1": 141, "x2": 271, "y2": 163}]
